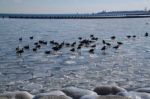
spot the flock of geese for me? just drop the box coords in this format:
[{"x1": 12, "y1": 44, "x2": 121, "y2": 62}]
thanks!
[{"x1": 15, "y1": 32, "x2": 149, "y2": 56}]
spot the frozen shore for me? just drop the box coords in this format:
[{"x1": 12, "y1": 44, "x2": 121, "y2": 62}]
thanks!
[{"x1": 1, "y1": 85, "x2": 150, "y2": 99}]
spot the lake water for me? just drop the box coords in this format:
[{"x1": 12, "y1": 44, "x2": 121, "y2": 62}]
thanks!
[{"x1": 0, "y1": 18, "x2": 150, "y2": 94}]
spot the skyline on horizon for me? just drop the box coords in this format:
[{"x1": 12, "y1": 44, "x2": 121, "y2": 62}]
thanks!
[{"x1": 0, "y1": 0, "x2": 150, "y2": 14}]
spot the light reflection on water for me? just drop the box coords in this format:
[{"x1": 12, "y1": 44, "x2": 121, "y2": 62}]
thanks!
[{"x1": 0, "y1": 18, "x2": 150, "y2": 94}]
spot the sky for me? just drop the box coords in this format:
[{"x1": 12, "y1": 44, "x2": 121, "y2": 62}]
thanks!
[{"x1": 0, "y1": 0, "x2": 150, "y2": 14}]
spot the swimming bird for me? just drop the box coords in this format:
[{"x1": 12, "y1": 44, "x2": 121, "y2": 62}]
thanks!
[
  {"x1": 133, "y1": 35, "x2": 136, "y2": 38},
  {"x1": 101, "y1": 46, "x2": 106, "y2": 51},
  {"x1": 106, "y1": 43, "x2": 111, "y2": 47},
  {"x1": 65, "y1": 43, "x2": 70, "y2": 47},
  {"x1": 16, "y1": 48, "x2": 24, "y2": 55},
  {"x1": 113, "y1": 45, "x2": 120, "y2": 50},
  {"x1": 36, "y1": 45, "x2": 41, "y2": 49},
  {"x1": 77, "y1": 46, "x2": 81, "y2": 50},
  {"x1": 91, "y1": 37, "x2": 98, "y2": 41},
  {"x1": 52, "y1": 46, "x2": 60, "y2": 51},
  {"x1": 45, "y1": 51, "x2": 51, "y2": 54},
  {"x1": 34, "y1": 42, "x2": 38, "y2": 45},
  {"x1": 111, "y1": 36, "x2": 116, "y2": 40},
  {"x1": 91, "y1": 44, "x2": 96, "y2": 48},
  {"x1": 50, "y1": 40, "x2": 55, "y2": 44},
  {"x1": 32, "y1": 48, "x2": 37, "y2": 52},
  {"x1": 24, "y1": 45, "x2": 29, "y2": 49},
  {"x1": 145, "y1": 32, "x2": 149, "y2": 37},
  {"x1": 19, "y1": 37, "x2": 22, "y2": 41},
  {"x1": 30, "y1": 36, "x2": 33, "y2": 40},
  {"x1": 70, "y1": 48, "x2": 75, "y2": 52},
  {"x1": 43, "y1": 41, "x2": 47, "y2": 45},
  {"x1": 117, "y1": 42, "x2": 123, "y2": 45},
  {"x1": 89, "y1": 49, "x2": 94, "y2": 54},
  {"x1": 78, "y1": 37, "x2": 82, "y2": 40},
  {"x1": 102, "y1": 40, "x2": 106, "y2": 45},
  {"x1": 39, "y1": 40, "x2": 44, "y2": 44},
  {"x1": 71, "y1": 42, "x2": 76, "y2": 47},
  {"x1": 90, "y1": 34, "x2": 94, "y2": 38},
  {"x1": 126, "y1": 35, "x2": 131, "y2": 39}
]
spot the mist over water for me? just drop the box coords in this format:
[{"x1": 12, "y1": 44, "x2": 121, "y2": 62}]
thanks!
[{"x1": 0, "y1": 18, "x2": 150, "y2": 94}]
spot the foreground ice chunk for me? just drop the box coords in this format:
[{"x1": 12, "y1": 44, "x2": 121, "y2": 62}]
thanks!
[
  {"x1": 118, "y1": 91, "x2": 150, "y2": 99},
  {"x1": 80, "y1": 94, "x2": 99, "y2": 99},
  {"x1": 62, "y1": 87, "x2": 97, "y2": 99},
  {"x1": 93, "y1": 85, "x2": 126, "y2": 95},
  {"x1": 33, "y1": 90, "x2": 72, "y2": 99},
  {"x1": 0, "y1": 91, "x2": 33, "y2": 99}
]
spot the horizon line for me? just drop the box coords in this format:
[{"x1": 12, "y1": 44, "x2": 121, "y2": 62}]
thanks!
[{"x1": 0, "y1": 9, "x2": 149, "y2": 15}]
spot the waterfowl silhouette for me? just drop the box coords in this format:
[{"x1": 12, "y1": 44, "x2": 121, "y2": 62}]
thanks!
[
  {"x1": 30, "y1": 36, "x2": 33, "y2": 40},
  {"x1": 70, "y1": 48, "x2": 75, "y2": 52},
  {"x1": 50, "y1": 40, "x2": 55, "y2": 44},
  {"x1": 91, "y1": 37, "x2": 98, "y2": 41},
  {"x1": 95, "y1": 37, "x2": 98, "y2": 41},
  {"x1": 77, "y1": 46, "x2": 81, "y2": 50},
  {"x1": 32, "y1": 48, "x2": 37, "y2": 52},
  {"x1": 19, "y1": 37, "x2": 22, "y2": 41},
  {"x1": 117, "y1": 42, "x2": 123, "y2": 45},
  {"x1": 102, "y1": 40, "x2": 106, "y2": 45},
  {"x1": 78, "y1": 37, "x2": 82, "y2": 40},
  {"x1": 113, "y1": 45, "x2": 120, "y2": 50},
  {"x1": 133, "y1": 35, "x2": 136, "y2": 38},
  {"x1": 91, "y1": 44, "x2": 96, "y2": 48},
  {"x1": 36, "y1": 45, "x2": 41, "y2": 49},
  {"x1": 43, "y1": 41, "x2": 47, "y2": 45},
  {"x1": 71, "y1": 42, "x2": 76, "y2": 47},
  {"x1": 106, "y1": 43, "x2": 111, "y2": 47},
  {"x1": 34, "y1": 42, "x2": 38, "y2": 45},
  {"x1": 127, "y1": 35, "x2": 131, "y2": 39},
  {"x1": 78, "y1": 43, "x2": 83, "y2": 47},
  {"x1": 45, "y1": 51, "x2": 51, "y2": 54},
  {"x1": 16, "y1": 48, "x2": 24, "y2": 55},
  {"x1": 111, "y1": 36, "x2": 116, "y2": 40},
  {"x1": 145, "y1": 32, "x2": 149, "y2": 37},
  {"x1": 65, "y1": 43, "x2": 70, "y2": 47},
  {"x1": 52, "y1": 46, "x2": 60, "y2": 51},
  {"x1": 89, "y1": 49, "x2": 94, "y2": 54},
  {"x1": 90, "y1": 34, "x2": 94, "y2": 38},
  {"x1": 39, "y1": 40, "x2": 44, "y2": 44},
  {"x1": 24, "y1": 45, "x2": 29, "y2": 49},
  {"x1": 101, "y1": 46, "x2": 106, "y2": 51}
]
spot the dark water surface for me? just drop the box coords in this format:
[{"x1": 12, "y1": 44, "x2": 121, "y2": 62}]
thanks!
[{"x1": 0, "y1": 18, "x2": 150, "y2": 94}]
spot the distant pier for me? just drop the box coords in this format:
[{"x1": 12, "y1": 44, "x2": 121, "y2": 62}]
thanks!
[{"x1": 1, "y1": 10, "x2": 150, "y2": 19}]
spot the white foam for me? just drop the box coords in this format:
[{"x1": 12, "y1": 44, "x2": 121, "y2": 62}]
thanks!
[
  {"x1": 65, "y1": 60, "x2": 76, "y2": 64},
  {"x1": 69, "y1": 55, "x2": 76, "y2": 59},
  {"x1": 89, "y1": 54, "x2": 98, "y2": 58}
]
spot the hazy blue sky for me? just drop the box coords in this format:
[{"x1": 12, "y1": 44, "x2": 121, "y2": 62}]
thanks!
[{"x1": 0, "y1": 0, "x2": 150, "y2": 14}]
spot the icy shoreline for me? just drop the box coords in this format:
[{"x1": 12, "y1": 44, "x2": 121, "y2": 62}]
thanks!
[{"x1": 1, "y1": 85, "x2": 150, "y2": 99}]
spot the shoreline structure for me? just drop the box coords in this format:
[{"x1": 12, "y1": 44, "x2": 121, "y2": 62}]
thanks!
[{"x1": 1, "y1": 10, "x2": 150, "y2": 19}]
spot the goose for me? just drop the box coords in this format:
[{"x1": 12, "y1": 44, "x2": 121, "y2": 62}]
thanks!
[
  {"x1": 145, "y1": 32, "x2": 149, "y2": 37},
  {"x1": 70, "y1": 48, "x2": 75, "y2": 52},
  {"x1": 89, "y1": 49, "x2": 94, "y2": 54},
  {"x1": 19, "y1": 37, "x2": 22, "y2": 41},
  {"x1": 24, "y1": 45, "x2": 29, "y2": 49},
  {"x1": 30, "y1": 36, "x2": 33, "y2": 40},
  {"x1": 45, "y1": 51, "x2": 51, "y2": 54},
  {"x1": 111, "y1": 36, "x2": 116, "y2": 40}
]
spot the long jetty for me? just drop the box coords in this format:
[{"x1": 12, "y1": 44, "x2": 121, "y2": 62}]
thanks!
[{"x1": 1, "y1": 11, "x2": 150, "y2": 19}]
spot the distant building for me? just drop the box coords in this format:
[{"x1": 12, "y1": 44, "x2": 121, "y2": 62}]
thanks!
[{"x1": 96, "y1": 10, "x2": 150, "y2": 17}]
